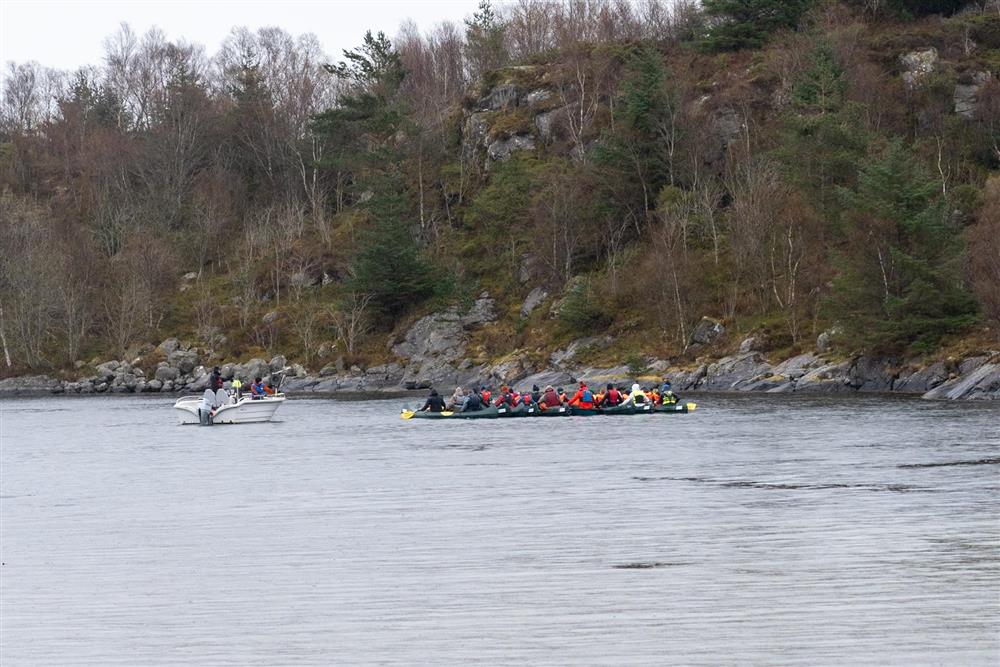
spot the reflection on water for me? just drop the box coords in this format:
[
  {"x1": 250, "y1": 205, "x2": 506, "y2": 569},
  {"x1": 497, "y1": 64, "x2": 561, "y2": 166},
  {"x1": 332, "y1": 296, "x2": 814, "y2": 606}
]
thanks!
[{"x1": 1, "y1": 394, "x2": 998, "y2": 665}]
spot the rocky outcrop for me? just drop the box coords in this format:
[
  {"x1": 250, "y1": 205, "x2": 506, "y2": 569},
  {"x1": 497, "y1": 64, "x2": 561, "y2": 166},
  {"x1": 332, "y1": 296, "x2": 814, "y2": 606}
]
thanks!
[
  {"x1": 954, "y1": 71, "x2": 991, "y2": 119},
  {"x1": 900, "y1": 48, "x2": 938, "y2": 89},
  {"x1": 521, "y1": 286, "x2": 548, "y2": 318},
  {"x1": 689, "y1": 317, "x2": 725, "y2": 347},
  {"x1": 922, "y1": 356, "x2": 1000, "y2": 400},
  {"x1": 393, "y1": 295, "x2": 497, "y2": 389},
  {"x1": 487, "y1": 134, "x2": 535, "y2": 162}
]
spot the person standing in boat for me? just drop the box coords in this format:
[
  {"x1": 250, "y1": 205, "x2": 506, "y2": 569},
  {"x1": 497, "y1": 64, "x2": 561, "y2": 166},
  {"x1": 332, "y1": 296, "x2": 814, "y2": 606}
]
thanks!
[
  {"x1": 199, "y1": 386, "x2": 217, "y2": 425},
  {"x1": 419, "y1": 388, "x2": 447, "y2": 412},
  {"x1": 231, "y1": 377, "x2": 243, "y2": 399},
  {"x1": 210, "y1": 366, "x2": 223, "y2": 391}
]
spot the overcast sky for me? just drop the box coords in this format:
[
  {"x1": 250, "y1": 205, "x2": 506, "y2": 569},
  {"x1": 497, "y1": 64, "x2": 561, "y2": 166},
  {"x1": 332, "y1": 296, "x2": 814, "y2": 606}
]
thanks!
[{"x1": 1, "y1": 0, "x2": 479, "y2": 71}]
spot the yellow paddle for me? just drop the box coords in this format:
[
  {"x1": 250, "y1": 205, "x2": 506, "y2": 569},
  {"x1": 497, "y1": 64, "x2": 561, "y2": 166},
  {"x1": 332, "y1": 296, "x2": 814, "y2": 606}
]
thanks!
[
  {"x1": 686, "y1": 402, "x2": 697, "y2": 412},
  {"x1": 400, "y1": 409, "x2": 455, "y2": 419}
]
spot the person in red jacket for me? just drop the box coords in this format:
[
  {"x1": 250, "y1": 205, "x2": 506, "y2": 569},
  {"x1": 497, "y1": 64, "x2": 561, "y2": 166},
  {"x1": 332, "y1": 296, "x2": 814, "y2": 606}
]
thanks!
[
  {"x1": 601, "y1": 383, "x2": 623, "y2": 407},
  {"x1": 539, "y1": 385, "x2": 562, "y2": 410},
  {"x1": 568, "y1": 381, "x2": 595, "y2": 409}
]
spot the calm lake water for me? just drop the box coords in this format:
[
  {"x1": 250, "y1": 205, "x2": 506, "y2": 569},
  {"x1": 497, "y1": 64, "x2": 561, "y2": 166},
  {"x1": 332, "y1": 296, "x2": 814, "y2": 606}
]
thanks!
[{"x1": 1, "y1": 394, "x2": 998, "y2": 665}]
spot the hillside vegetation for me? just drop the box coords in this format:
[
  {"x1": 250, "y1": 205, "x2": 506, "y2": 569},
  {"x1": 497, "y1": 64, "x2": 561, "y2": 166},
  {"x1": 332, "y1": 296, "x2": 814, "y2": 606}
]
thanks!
[{"x1": 1, "y1": 0, "x2": 998, "y2": 377}]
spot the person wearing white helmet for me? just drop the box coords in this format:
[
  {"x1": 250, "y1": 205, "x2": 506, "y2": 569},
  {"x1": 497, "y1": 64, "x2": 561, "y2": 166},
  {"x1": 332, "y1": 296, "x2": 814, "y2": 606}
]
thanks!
[{"x1": 626, "y1": 382, "x2": 648, "y2": 405}]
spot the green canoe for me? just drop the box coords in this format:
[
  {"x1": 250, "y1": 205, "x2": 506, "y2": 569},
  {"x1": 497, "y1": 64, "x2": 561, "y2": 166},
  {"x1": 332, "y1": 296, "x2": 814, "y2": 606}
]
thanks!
[
  {"x1": 525, "y1": 404, "x2": 569, "y2": 416},
  {"x1": 401, "y1": 406, "x2": 500, "y2": 420},
  {"x1": 402, "y1": 402, "x2": 695, "y2": 420},
  {"x1": 496, "y1": 404, "x2": 529, "y2": 417}
]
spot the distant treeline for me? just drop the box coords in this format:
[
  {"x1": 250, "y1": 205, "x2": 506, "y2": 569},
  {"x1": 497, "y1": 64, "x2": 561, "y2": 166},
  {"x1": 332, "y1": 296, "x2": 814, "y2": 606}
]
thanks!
[{"x1": 1, "y1": 0, "x2": 998, "y2": 372}]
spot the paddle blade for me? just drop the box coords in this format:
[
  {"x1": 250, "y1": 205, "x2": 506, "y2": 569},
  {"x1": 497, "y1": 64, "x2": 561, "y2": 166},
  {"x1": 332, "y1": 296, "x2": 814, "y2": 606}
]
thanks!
[
  {"x1": 686, "y1": 402, "x2": 697, "y2": 412},
  {"x1": 440, "y1": 411, "x2": 454, "y2": 417},
  {"x1": 400, "y1": 410, "x2": 415, "y2": 420}
]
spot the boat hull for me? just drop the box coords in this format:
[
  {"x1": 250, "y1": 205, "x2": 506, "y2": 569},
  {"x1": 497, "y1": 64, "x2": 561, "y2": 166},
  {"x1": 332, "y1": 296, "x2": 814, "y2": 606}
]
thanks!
[{"x1": 174, "y1": 395, "x2": 286, "y2": 424}]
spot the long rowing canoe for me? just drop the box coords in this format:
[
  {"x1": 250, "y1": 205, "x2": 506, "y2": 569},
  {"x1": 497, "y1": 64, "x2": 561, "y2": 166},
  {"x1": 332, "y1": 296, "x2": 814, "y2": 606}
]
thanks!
[{"x1": 402, "y1": 402, "x2": 695, "y2": 420}]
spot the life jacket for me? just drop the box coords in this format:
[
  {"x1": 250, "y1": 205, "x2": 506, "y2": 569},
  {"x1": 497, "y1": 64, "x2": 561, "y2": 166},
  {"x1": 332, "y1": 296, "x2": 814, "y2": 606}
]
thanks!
[
  {"x1": 632, "y1": 391, "x2": 646, "y2": 404},
  {"x1": 663, "y1": 391, "x2": 677, "y2": 404},
  {"x1": 559, "y1": 392, "x2": 567, "y2": 403},
  {"x1": 607, "y1": 389, "x2": 621, "y2": 405},
  {"x1": 481, "y1": 390, "x2": 491, "y2": 403}
]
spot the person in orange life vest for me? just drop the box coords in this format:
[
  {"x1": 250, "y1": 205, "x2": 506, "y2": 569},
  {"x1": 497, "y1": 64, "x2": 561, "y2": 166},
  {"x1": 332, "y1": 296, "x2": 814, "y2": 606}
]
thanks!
[
  {"x1": 480, "y1": 386, "x2": 492, "y2": 404},
  {"x1": 494, "y1": 385, "x2": 514, "y2": 407},
  {"x1": 569, "y1": 381, "x2": 595, "y2": 409},
  {"x1": 264, "y1": 380, "x2": 276, "y2": 395},
  {"x1": 601, "y1": 383, "x2": 624, "y2": 407},
  {"x1": 538, "y1": 385, "x2": 562, "y2": 410},
  {"x1": 593, "y1": 387, "x2": 606, "y2": 405},
  {"x1": 557, "y1": 387, "x2": 568, "y2": 403},
  {"x1": 648, "y1": 386, "x2": 661, "y2": 404}
]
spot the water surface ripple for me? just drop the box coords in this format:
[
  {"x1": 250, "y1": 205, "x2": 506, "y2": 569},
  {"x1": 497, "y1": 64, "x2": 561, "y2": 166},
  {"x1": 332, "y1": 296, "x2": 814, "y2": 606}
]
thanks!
[{"x1": 1, "y1": 394, "x2": 998, "y2": 665}]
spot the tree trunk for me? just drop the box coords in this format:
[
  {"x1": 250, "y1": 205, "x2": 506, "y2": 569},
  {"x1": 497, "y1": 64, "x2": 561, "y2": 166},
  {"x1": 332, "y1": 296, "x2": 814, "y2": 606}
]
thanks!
[{"x1": 0, "y1": 304, "x2": 11, "y2": 368}]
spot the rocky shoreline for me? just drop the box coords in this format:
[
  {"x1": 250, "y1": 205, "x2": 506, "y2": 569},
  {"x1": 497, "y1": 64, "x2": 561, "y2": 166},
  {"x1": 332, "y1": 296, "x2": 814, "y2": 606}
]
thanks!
[{"x1": 1, "y1": 295, "x2": 997, "y2": 401}]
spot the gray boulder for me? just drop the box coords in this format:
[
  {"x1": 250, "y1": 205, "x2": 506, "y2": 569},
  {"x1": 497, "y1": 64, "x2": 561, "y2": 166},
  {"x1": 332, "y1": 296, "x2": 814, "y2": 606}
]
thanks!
[
  {"x1": 690, "y1": 317, "x2": 725, "y2": 346},
  {"x1": 95, "y1": 360, "x2": 120, "y2": 379},
  {"x1": 156, "y1": 338, "x2": 180, "y2": 355},
  {"x1": 146, "y1": 379, "x2": 163, "y2": 392},
  {"x1": 738, "y1": 336, "x2": 761, "y2": 354},
  {"x1": 167, "y1": 349, "x2": 199, "y2": 374},
  {"x1": 521, "y1": 287, "x2": 548, "y2": 318},
  {"x1": 772, "y1": 353, "x2": 823, "y2": 380},
  {"x1": 848, "y1": 356, "x2": 898, "y2": 392},
  {"x1": 393, "y1": 296, "x2": 496, "y2": 365},
  {"x1": 894, "y1": 361, "x2": 949, "y2": 393},
  {"x1": 154, "y1": 366, "x2": 180, "y2": 382},
  {"x1": 484, "y1": 354, "x2": 534, "y2": 385},
  {"x1": 269, "y1": 355, "x2": 287, "y2": 372},
  {"x1": 487, "y1": 134, "x2": 535, "y2": 163},
  {"x1": 816, "y1": 331, "x2": 834, "y2": 353},
  {"x1": 701, "y1": 353, "x2": 773, "y2": 391},
  {"x1": 794, "y1": 361, "x2": 853, "y2": 393},
  {"x1": 240, "y1": 358, "x2": 271, "y2": 382}
]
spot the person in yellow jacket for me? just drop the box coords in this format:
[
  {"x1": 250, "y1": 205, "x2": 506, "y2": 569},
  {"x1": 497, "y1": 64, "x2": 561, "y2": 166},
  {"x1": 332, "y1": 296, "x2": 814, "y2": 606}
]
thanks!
[{"x1": 231, "y1": 377, "x2": 243, "y2": 400}]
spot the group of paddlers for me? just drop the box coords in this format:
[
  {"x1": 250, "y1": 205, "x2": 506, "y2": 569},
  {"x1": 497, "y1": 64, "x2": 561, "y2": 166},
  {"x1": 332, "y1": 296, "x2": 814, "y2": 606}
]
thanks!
[{"x1": 418, "y1": 380, "x2": 681, "y2": 413}]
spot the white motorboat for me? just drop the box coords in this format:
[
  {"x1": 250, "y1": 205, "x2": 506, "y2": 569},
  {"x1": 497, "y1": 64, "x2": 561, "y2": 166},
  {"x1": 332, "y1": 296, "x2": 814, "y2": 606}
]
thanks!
[{"x1": 174, "y1": 393, "x2": 286, "y2": 425}]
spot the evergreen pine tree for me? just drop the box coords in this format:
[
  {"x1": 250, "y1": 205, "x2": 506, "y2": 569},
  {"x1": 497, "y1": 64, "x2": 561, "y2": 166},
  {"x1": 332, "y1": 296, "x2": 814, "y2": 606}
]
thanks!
[
  {"x1": 699, "y1": 0, "x2": 814, "y2": 51},
  {"x1": 828, "y1": 141, "x2": 977, "y2": 351}
]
